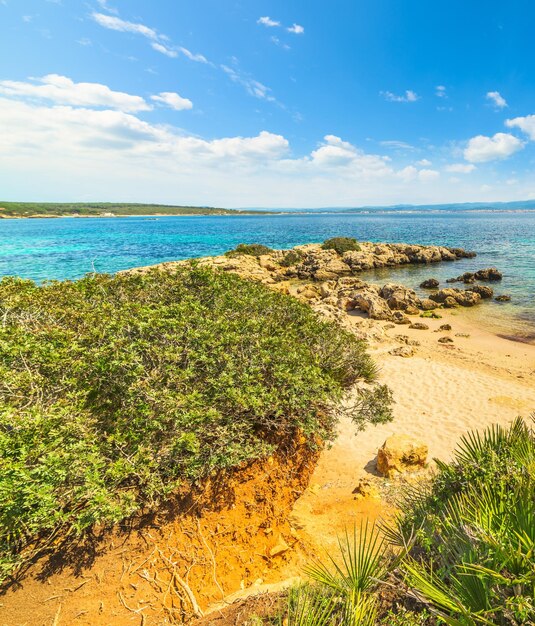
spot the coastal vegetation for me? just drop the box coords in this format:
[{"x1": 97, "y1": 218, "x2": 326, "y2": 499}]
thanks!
[
  {"x1": 254, "y1": 417, "x2": 535, "y2": 625},
  {"x1": 0, "y1": 265, "x2": 391, "y2": 582},
  {"x1": 0, "y1": 202, "x2": 262, "y2": 218},
  {"x1": 322, "y1": 237, "x2": 362, "y2": 254},
  {"x1": 225, "y1": 243, "x2": 275, "y2": 257}
]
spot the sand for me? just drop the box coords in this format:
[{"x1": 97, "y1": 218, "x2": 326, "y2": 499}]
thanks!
[{"x1": 290, "y1": 308, "x2": 535, "y2": 553}]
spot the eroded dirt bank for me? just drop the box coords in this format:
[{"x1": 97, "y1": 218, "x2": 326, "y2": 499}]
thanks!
[{"x1": 0, "y1": 437, "x2": 319, "y2": 625}]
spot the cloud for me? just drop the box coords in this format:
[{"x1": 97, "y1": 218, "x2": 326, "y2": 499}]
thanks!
[
  {"x1": 506, "y1": 115, "x2": 535, "y2": 140},
  {"x1": 381, "y1": 90, "x2": 419, "y2": 103},
  {"x1": 287, "y1": 24, "x2": 304, "y2": 34},
  {"x1": 380, "y1": 140, "x2": 415, "y2": 150},
  {"x1": 151, "y1": 92, "x2": 192, "y2": 111},
  {"x1": 96, "y1": 0, "x2": 118, "y2": 14},
  {"x1": 310, "y1": 135, "x2": 391, "y2": 174},
  {"x1": 445, "y1": 163, "x2": 476, "y2": 173},
  {"x1": 0, "y1": 74, "x2": 151, "y2": 112},
  {"x1": 221, "y1": 65, "x2": 275, "y2": 102},
  {"x1": 91, "y1": 12, "x2": 159, "y2": 40},
  {"x1": 417, "y1": 159, "x2": 432, "y2": 166},
  {"x1": 151, "y1": 42, "x2": 178, "y2": 58},
  {"x1": 464, "y1": 132, "x2": 524, "y2": 162},
  {"x1": 486, "y1": 91, "x2": 507, "y2": 109},
  {"x1": 257, "y1": 16, "x2": 280, "y2": 27},
  {"x1": 91, "y1": 12, "x2": 209, "y2": 63},
  {"x1": 435, "y1": 85, "x2": 447, "y2": 98},
  {"x1": 397, "y1": 165, "x2": 439, "y2": 182}
]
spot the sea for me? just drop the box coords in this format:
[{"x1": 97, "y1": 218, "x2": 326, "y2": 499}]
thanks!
[{"x1": 1, "y1": 207, "x2": 534, "y2": 339}]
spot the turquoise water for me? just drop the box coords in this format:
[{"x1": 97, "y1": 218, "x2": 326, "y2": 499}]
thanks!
[{"x1": 1, "y1": 211, "x2": 534, "y2": 332}]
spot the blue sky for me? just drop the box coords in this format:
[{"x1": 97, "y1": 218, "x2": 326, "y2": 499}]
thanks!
[{"x1": 1, "y1": 0, "x2": 534, "y2": 207}]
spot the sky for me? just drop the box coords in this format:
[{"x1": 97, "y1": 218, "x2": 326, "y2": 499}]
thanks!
[{"x1": 1, "y1": 0, "x2": 535, "y2": 208}]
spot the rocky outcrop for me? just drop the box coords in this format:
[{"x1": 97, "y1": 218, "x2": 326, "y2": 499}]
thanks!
[
  {"x1": 466, "y1": 284, "x2": 494, "y2": 299},
  {"x1": 447, "y1": 267, "x2": 503, "y2": 283},
  {"x1": 376, "y1": 434, "x2": 428, "y2": 478},
  {"x1": 429, "y1": 288, "x2": 482, "y2": 307},
  {"x1": 420, "y1": 278, "x2": 440, "y2": 289},
  {"x1": 495, "y1": 294, "x2": 511, "y2": 302}
]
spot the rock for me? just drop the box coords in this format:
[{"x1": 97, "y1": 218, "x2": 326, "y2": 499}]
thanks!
[
  {"x1": 420, "y1": 278, "x2": 440, "y2": 289},
  {"x1": 430, "y1": 288, "x2": 481, "y2": 307},
  {"x1": 384, "y1": 323, "x2": 396, "y2": 330},
  {"x1": 352, "y1": 478, "x2": 380, "y2": 499},
  {"x1": 495, "y1": 294, "x2": 511, "y2": 302},
  {"x1": 376, "y1": 434, "x2": 428, "y2": 478},
  {"x1": 474, "y1": 267, "x2": 503, "y2": 281},
  {"x1": 438, "y1": 336, "x2": 454, "y2": 343},
  {"x1": 455, "y1": 333, "x2": 470, "y2": 338},
  {"x1": 389, "y1": 346, "x2": 415, "y2": 357},
  {"x1": 352, "y1": 290, "x2": 393, "y2": 320},
  {"x1": 380, "y1": 283, "x2": 422, "y2": 311},
  {"x1": 405, "y1": 305, "x2": 420, "y2": 315},
  {"x1": 439, "y1": 324, "x2": 452, "y2": 331},
  {"x1": 466, "y1": 285, "x2": 493, "y2": 299},
  {"x1": 420, "y1": 298, "x2": 439, "y2": 311},
  {"x1": 392, "y1": 311, "x2": 411, "y2": 325},
  {"x1": 409, "y1": 322, "x2": 429, "y2": 330},
  {"x1": 268, "y1": 535, "x2": 290, "y2": 557}
]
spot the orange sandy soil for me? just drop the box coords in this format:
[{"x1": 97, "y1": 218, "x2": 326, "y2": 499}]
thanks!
[{"x1": 0, "y1": 440, "x2": 321, "y2": 626}]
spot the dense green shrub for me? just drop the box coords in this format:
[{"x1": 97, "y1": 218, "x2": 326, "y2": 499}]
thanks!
[
  {"x1": 225, "y1": 243, "x2": 274, "y2": 257},
  {"x1": 322, "y1": 237, "x2": 361, "y2": 255},
  {"x1": 390, "y1": 417, "x2": 535, "y2": 625},
  {"x1": 0, "y1": 265, "x2": 388, "y2": 581},
  {"x1": 280, "y1": 249, "x2": 305, "y2": 267}
]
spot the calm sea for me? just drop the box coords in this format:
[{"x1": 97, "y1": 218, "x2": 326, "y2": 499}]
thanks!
[{"x1": 1, "y1": 211, "x2": 534, "y2": 337}]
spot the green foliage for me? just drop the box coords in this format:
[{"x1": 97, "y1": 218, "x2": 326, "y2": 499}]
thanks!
[
  {"x1": 420, "y1": 311, "x2": 443, "y2": 319},
  {"x1": 391, "y1": 417, "x2": 535, "y2": 625},
  {"x1": 225, "y1": 243, "x2": 275, "y2": 257},
  {"x1": 378, "y1": 608, "x2": 432, "y2": 626},
  {"x1": 0, "y1": 266, "x2": 384, "y2": 581},
  {"x1": 280, "y1": 249, "x2": 305, "y2": 267},
  {"x1": 322, "y1": 238, "x2": 361, "y2": 255},
  {"x1": 0, "y1": 202, "x2": 252, "y2": 217}
]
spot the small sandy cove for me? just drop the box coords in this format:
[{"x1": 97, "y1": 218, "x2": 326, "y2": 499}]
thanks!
[{"x1": 290, "y1": 308, "x2": 535, "y2": 553}]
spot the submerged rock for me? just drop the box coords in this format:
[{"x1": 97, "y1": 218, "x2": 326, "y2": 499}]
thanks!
[
  {"x1": 420, "y1": 278, "x2": 440, "y2": 289},
  {"x1": 495, "y1": 294, "x2": 512, "y2": 302}
]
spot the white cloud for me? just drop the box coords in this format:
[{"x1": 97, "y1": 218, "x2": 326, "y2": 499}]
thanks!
[
  {"x1": 221, "y1": 65, "x2": 275, "y2": 102},
  {"x1": 397, "y1": 165, "x2": 439, "y2": 182},
  {"x1": 257, "y1": 16, "x2": 280, "y2": 27},
  {"x1": 96, "y1": 0, "x2": 118, "y2": 14},
  {"x1": 506, "y1": 115, "x2": 535, "y2": 140},
  {"x1": 486, "y1": 91, "x2": 507, "y2": 109},
  {"x1": 151, "y1": 92, "x2": 192, "y2": 111},
  {"x1": 287, "y1": 23, "x2": 304, "y2": 34},
  {"x1": 92, "y1": 12, "x2": 209, "y2": 63},
  {"x1": 151, "y1": 42, "x2": 178, "y2": 58},
  {"x1": 435, "y1": 85, "x2": 447, "y2": 98},
  {"x1": 77, "y1": 37, "x2": 92, "y2": 46},
  {"x1": 0, "y1": 74, "x2": 151, "y2": 112},
  {"x1": 417, "y1": 159, "x2": 432, "y2": 166},
  {"x1": 381, "y1": 90, "x2": 419, "y2": 103},
  {"x1": 380, "y1": 140, "x2": 415, "y2": 150},
  {"x1": 445, "y1": 163, "x2": 476, "y2": 173},
  {"x1": 91, "y1": 12, "x2": 159, "y2": 40},
  {"x1": 464, "y1": 132, "x2": 524, "y2": 163},
  {"x1": 3, "y1": 93, "x2": 531, "y2": 208}
]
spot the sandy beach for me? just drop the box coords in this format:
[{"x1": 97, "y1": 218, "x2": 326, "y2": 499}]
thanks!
[{"x1": 290, "y1": 307, "x2": 535, "y2": 554}]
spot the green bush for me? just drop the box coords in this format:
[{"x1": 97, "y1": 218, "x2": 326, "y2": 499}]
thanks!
[
  {"x1": 390, "y1": 417, "x2": 535, "y2": 625},
  {"x1": 225, "y1": 243, "x2": 274, "y2": 257},
  {"x1": 280, "y1": 249, "x2": 305, "y2": 267},
  {"x1": 322, "y1": 237, "x2": 361, "y2": 255},
  {"x1": 0, "y1": 265, "x2": 388, "y2": 581}
]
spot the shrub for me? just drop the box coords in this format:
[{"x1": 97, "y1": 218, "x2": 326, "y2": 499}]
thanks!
[
  {"x1": 225, "y1": 243, "x2": 274, "y2": 257},
  {"x1": 280, "y1": 249, "x2": 305, "y2": 267},
  {"x1": 389, "y1": 417, "x2": 535, "y2": 625},
  {"x1": 0, "y1": 265, "x2": 388, "y2": 581},
  {"x1": 322, "y1": 237, "x2": 361, "y2": 255}
]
